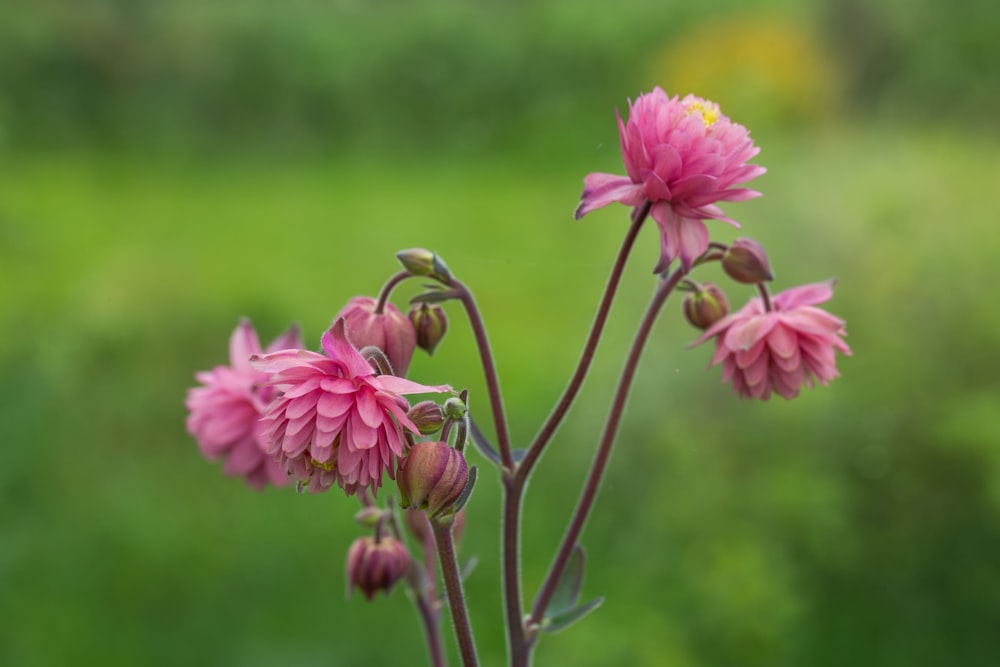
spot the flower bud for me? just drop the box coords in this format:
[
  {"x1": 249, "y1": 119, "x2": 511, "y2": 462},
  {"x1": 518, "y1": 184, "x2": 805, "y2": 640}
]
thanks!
[
  {"x1": 335, "y1": 296, "x2": 416, "y2": 376},
  {"x1": 398, "y1": 441, "x2": 470, "y2": 519},
  {"x1": 407, "y1": 401, "x2": 445, "y2": 436},
  {"x1": 442, "y1": 397, "x2": 467, "y2": 421},
  {"x1": 408, "y1": 303, "x2": 448, "y2": 355},
  {"x1": 722, "y1": 237, "x2": 774, "y2": 284},
  {"x1": 396, "y1": 248, "x2": 452, "y2": 282},
  {"x1": 352, "y1": 506, "x2": 384, "y2": 528},
  {"x1": 683, "y1": 283, "x2": 729, "y2": 330},
  {"x1": 346, "y1": 536, "x2": 411, "y2": 600},
  {"x1": 396, "y1": 248, "x2": 436, "y2": 276}
]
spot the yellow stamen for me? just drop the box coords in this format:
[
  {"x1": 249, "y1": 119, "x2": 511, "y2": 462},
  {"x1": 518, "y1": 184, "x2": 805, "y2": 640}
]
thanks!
[{"x1": 685, "y1": 99, "x2": 721, "y2": 127}]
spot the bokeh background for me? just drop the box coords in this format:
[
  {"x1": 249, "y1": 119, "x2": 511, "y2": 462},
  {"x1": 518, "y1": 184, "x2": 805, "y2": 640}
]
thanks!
[{"x1": 2, "y1": 0, "x2": 999, "y2": 665}]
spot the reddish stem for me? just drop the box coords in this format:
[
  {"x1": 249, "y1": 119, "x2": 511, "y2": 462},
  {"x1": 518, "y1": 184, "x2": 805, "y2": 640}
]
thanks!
[{"x1": 528, "y1": 267, "x2": 686, "y2": 631}]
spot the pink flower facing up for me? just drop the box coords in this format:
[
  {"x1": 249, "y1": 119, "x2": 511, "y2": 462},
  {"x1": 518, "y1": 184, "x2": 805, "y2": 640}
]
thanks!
[
  {"x1": 185, "y1": 319, "x2": 302, "y2": 489},
  {"x1": 251, "y1": 319, "x2": 452, "y2": 495},
  {"x1": 576, "y1": 88, "x2": 766, "y2": 272},
  {"x1": 694, "y1": 280, "x2": 852, "y2": 400}
]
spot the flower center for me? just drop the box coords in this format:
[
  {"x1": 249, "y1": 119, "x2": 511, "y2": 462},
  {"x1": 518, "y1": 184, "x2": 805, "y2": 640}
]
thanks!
[{"x1": 684, "y1": 99, "x2": 721, "y2": 127}]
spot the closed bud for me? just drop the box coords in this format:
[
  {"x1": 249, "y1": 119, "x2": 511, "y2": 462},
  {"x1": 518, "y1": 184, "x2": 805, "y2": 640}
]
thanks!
[
  {"x1": 407, "y1": 401, "x2": 445, "y2": 436},
  {"x1": 352, "y1": 506, "x2": 385, "y2": 528},
  {"x1": 396, "y1": 248, "x2": 452, "y2": 282},
  {"x1": 346, "y1": 536, "x2": 410, "y2": 601},
  {"x1": 722, "y1": 237, "x2": 774, "y2": 284},
  {"x1": 335, "y1": 296, "x2": 416, "y2": 376},
  {"x1": 443, "y1": 397, "x2": 467, "y2": 421},
  {"x1": 408, "y1": 303, "x2": 449, "y2": 355},
  {"x1": 398, "y1": 441, "x2": 469, "y2": 519},
  {"x1": 684, "y1": 283, "x2": 729, "y2": 330}
]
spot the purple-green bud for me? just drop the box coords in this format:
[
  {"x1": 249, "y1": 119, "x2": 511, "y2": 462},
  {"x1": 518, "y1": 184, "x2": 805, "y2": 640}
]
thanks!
[
  {"x1": 408, "y1": 303, "x2": 449, "y2": 355},
  {"x1": 722, "y1": 237, "x2": 774, "y2": 284},
  {"x1": 397, "y1": 441, "x2": 470, "y2": 519},
  {"x1": 407, "y1": 400, "x2": 445, "y2": 436},
  {"x1": 683, "y1": 283, "x2": 729, "y2": 330},
  {"x1": 346, "y1": 536, "x2": 410, "y2": 601}
]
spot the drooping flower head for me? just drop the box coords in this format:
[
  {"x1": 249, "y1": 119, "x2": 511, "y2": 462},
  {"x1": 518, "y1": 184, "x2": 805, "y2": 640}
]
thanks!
[
  {"x1": 336, "y1": 296, "x2": 416, "y2": 376},
  {"x1": 251, "y1": 319, "x2": 451, "y2": 495},
  {"x1": 185, "y1": 319, "x2": 302, "y2": 489},
  {"x1": 576, "y1": 88, "x2": 766, "y2": 272},
  {"x1": 346, "y1": 536, "x2": 411, "y2": 601},
  {"x1": 693, "y1": 280, "x2": 851, "y2": 400}
]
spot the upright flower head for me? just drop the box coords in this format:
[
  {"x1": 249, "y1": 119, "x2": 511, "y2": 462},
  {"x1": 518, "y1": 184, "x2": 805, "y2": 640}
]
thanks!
[
  {"x1": 693, "y1": 280, "x2": 851, "y2": 400},
  {"x1": 336, "y1": 296, "x2": 416, "y2": 376},
  {"x1": 251, "y1": 319, "x2": 451, "y2": 495},
  {"x1": 185, "y1": 319, "x2": 302, "y2": 489},
  {"x1": 576, "y1": 88, "x2": 765, "y2": 272}
]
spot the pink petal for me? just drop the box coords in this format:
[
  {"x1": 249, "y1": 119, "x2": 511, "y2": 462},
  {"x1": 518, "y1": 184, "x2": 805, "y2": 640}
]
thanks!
[
  {"x1": 575, "y1": 173, "x2": 645, "y2": 219},
  {"x1": 320, "y1": 319, "x2": 374, "y2": 378},
  {"x1": 773, "y1": 280, "x2": 835, "y2": 310}
]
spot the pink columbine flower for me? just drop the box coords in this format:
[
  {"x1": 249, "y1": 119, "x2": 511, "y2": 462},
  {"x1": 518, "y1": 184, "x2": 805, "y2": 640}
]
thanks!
[
  {"x1": 336, "y1": 296, "x2": 416, "y2": 377},
  {"x1": 185, "y1": 319, "x2": 302, "y2": 489},
  {"x1": 576, "y1": 88, "x2": 766, "y2": 272},
  {"x1": 693, "y1": 280, "x2": 852, "y2": 400},
  {"x1": 251, "y1": 319, "x2": 451, "y2": 495}
]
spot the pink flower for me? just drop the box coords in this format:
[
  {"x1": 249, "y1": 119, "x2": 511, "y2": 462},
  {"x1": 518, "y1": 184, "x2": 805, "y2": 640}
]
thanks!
[
  {"x1": 693, "y1": 280, "x2": 852, "y2": 400},
  {"x1": 336, "y1": 296, "x2": 416, "y2": 376},
  {"x1": 185, "y1": 319, "x2": 302, "y2": 489},
  {"x1": 251, "y1": 319, "x2": 451, "y2": 495},
  {"x1": 576, "y1": 88, "x2": 766, "y2": 272}
]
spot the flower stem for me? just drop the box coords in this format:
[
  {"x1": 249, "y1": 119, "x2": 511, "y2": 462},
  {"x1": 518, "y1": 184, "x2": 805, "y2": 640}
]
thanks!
[
  {"x1": 375, "y1": 271, "x2": 414, "y2": 314},
  {"x1": 432, "y1": 518, "x2": 480, "y2": 667},
  {"x1": 516, "y1": 200, "x2": 650, "y2": 483},
  {"x1": 757, "y1": 282, "x2": 774, "y2": 312},
  {"x1": 451, "y1": 279, "x2": 514, "y2": 471},
  {"x1": 502, "y1": 479, "x2": 527, "y2": 666},
  {"x1": 411, "y1": 580, "x2": 447, "y2": 667},
  {"x1": 527, "y1": 267, "x2": 686, "y2": 632},
  {"x1": 392, "y1": 510, "x2": 447, "y2": 667}
]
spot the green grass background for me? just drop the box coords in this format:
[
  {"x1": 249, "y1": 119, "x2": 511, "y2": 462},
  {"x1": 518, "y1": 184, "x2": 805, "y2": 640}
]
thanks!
[{"x1": 2, "y1": 2, "x2": 1000, "y2": 666}]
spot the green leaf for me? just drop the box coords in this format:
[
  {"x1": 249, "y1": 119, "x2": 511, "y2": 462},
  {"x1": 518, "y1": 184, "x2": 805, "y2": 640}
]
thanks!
[
  {"x1": 547, "y1": 544, "x2": 585, "y2": 617},
  {"x1": 542, "y1": 597, "x2": 604, "y2": 634}
]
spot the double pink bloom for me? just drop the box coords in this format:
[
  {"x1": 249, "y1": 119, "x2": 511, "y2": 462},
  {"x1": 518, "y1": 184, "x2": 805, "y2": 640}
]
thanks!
[
  {"x1": 576, "y1": 88, "x2": 765, "y2": 272},
  {"x1": 185, "y1": 319, "x2": 302, "y2": 489},
  {"x1": 694, "y1": 281, "x2": 851, "y2": 400},
  {"x1": 251, "y1": 319, "x2": 451, "y2": 495}
]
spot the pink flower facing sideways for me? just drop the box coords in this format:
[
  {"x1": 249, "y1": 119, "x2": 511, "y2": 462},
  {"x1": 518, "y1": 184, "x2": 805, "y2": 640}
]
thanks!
[
  {"x1": 251, "y1": 319, "x2": 452, "y2": 495},
  {"x1": 576, "y1": 88, "x2": 766, "y2": 272},
  {"x1": 185, "y1": 319, "x2": 302, "y2": 489},
  {"x1": 694, "y1": 281, "x2": 852, "y2": 400}
]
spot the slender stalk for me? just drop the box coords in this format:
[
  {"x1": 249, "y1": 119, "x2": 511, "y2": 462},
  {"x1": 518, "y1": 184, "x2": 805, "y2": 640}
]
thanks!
[
  {"x1": 757, "y1": 282, "x2": 774, "y2": 312},
  {"x1": 516, "y1": 200, "x2": 650, "y2": 483},
  {"x1": 389, "y1": 508, "x2": 447, "y2": 667},
  {"x1": 432, "y1": 519, "x2": 480, "y2": 667},
  {"x1": 528, "y1": 267, "x2": 686, "y2": 631},
  {"x1": 502, "y1": 480, "x2": 527, "y2": 666},
  {"x1": 375, "y1": 270, "x2": 413, "y2": 314},
  {"x1": 411, "y1": 581, "x2": 447, "y2": 667},
  {"x1": 451, "y1": 279, "x2": 514, "y2": 471}
]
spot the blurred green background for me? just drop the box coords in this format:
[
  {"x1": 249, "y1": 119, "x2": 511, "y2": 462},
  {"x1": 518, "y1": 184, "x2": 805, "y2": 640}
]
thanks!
[{"x1": 2, "y1": 0, "x2": 999, "y2": 665}]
